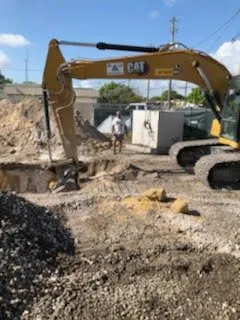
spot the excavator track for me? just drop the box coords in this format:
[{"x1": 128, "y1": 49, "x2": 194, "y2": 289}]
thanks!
[
  {"x1": 169, "y1": 138, "x2": 220, "y2": 168},
  {"x1": 195, "y1": 152, "x2": 240, "y2": 189}
]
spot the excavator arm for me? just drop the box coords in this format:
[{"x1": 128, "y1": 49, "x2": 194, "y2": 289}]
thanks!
[{"x1": 42, "y1": 39, "x2": 232, "y2": 163}]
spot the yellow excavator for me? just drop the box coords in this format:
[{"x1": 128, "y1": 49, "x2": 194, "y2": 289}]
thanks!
[{"x1": 42, "y1": 39, "x2": 240, "y2": 189}]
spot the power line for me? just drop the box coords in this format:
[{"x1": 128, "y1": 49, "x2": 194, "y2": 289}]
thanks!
[
  {"x1": 25, "y1": 50, "x2": 29, "y2": 82},
  {"x1": 194, "y1": 7, "x2": 240, "y2": 47},
  {"x1": 207, "y1": 20, "x2": 235, "y2": 52}
]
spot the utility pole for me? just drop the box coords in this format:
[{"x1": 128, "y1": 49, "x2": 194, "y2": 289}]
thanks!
[
  {"x1": 184, "y1": 82, "x2": 188, "y2": 107},
  {"x1": 146, "y1": 79, "x2": 150, "y2": 102},
  {"x1": 168, "y1": 16, "x2": 177, "y2": 109},
  {"x1": 25, "y1": 49, "x2": 29, "y2": 83}
]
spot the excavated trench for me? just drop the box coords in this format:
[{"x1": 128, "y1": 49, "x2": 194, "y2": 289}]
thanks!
[
  {"x1": 0, "y1": 162, "x2": 57, "y2": 193},
  {"x1": 0, "y1": 159, "x2": 119, "y2": 193}
]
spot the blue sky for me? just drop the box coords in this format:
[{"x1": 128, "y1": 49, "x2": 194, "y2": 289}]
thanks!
[{"x1": 1, "y1": 0, "x2": 240, "y2": 95}]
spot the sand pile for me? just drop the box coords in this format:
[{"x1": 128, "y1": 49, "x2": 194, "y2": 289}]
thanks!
[
  {"x1": 0, "y1": 98, "x2": 110, "y2": 156},
  {"x1": 101, "y1": 188, "x2": 190, "y2": 215},
  {"x1": 0, "y1": 192, "x2": 74, "y2": 319},
  {"x1": 0, "y1": 98, "x2": 61, "y2": 152}
]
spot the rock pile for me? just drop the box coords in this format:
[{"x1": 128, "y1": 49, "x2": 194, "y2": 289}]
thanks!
[{"x1": 0, "y1": 192, "x2": 74, "y2": 319}]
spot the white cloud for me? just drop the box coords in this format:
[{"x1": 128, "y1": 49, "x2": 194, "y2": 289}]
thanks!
[
  {"x1": 211, "y1": 40, "x2": 240, "y2": 75},
  {"x1": 162, "y1": 0, "x2": 176, "y2": 7},
  {"x1": 0, "y1": 33, "x2": 30, "y2": 47},
  {"x1": 149, "y1": 10, "x2": 160, "y2": 19},
  {"x1": 78, "y1": 80, "x2": 94, "y2": 88},
  {"x1": 74, "y1": 80, "x2": 102, "y2": 89},
  {"x1": 0, "y1": 50, "x2": 10, "y2": 67}
]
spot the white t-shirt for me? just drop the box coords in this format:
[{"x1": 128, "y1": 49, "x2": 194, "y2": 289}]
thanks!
[{"x1": 112, "y1": 116, "x2": 125, "y2": 135}]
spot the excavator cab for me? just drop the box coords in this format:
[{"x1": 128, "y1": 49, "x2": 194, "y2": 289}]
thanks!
[{"x1": 220, "y1": 75, "x2": 240, "y2": 146}]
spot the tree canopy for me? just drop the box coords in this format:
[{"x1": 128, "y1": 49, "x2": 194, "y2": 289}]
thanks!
[
  {"x1": 0, "y1": 71, "x2": 12, "y2": 90},
  {"x1": 161, "y1": 90, "x2": 184, "y2": 101},
  {"x1": 98, "y1": 82, "x2": 143, "y2": 104},
  {"x1": 149, "y1": 95, "x2": 162, "y2": 101},
  {"x1": 186, "y1": 87, "x2": 205, "y2": 105}
]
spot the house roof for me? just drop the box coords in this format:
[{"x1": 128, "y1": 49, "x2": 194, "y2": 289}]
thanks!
[
  {"x1": 18, "y1": 86, "x2": 43, "y2": 96},
  {"x1": 75, "y1": 98, "x2": 97, "y2": 103},
  {"x1": 4, "y1": 84, "x2": 99, "y2": 98},
  {"x1": 74, "y1": 88, "x2": 99, "y2": 98},
  {"x1": 3, "y1": 85, "x2": 22, "y2": 95}
]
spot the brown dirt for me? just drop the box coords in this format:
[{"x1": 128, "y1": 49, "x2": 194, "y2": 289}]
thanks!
[
  {"x1": 0, "y1": 98, "x2": 110, "y2": 159},
  {"x1": 0, "y1": 98, "x2": 61, "y2": 154},
  {"x1": 0, "y1": 125, "x2": 239, "y2": 319},
  {"x1": 21, "y1": 190, "x2": 240, "y2": 320},
  {"x1": 20, "y1": 153, "x2": 240, "y2": 319}
]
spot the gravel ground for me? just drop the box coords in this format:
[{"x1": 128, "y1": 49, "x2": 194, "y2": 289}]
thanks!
[
  {"x1": 0, "y1": 192, "x2": 74, "y2": 320},
  {"x1": 1, "y1": 151, "x2": 240, "y2": 319}
]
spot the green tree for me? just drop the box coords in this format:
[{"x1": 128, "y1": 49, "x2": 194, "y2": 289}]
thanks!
[
  {"x1": 161, "y1": 90, "x2": 184, "y2": 101},
  {"x1": 149, "y1": 95, "x2": 162, "y2": 101},
  {"x1": 186, "y1": 87, "x2": 205, "y2": 105},
  {"x1": 98, "y1": 82, "x2": 143, "y2": 104},
  {"x1": 0, "y1": 71, "x2": 12, "y2": 90}
]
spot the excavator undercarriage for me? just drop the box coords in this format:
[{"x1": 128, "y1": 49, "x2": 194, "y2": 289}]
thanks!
[
  {"x1": 195, "y1": 151, "x2": 240, "y2": 189},
  {"x1": 170, "y1": 140, "x2": 240, "y2": 189}
]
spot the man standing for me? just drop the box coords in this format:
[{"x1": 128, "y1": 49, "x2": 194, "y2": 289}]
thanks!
[{"x1": 112, "y1": 111, "x2": 127, "y2": 154}]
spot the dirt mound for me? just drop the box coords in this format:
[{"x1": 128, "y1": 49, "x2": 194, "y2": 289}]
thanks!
[
  {"x1": 75, "y1": 113, "x2": 111, "y2": 155},
  {"x1": 0, "y1": 98, "x2": 110, "y2": 157},
  {"x1": 0, "y1": 98, "x2": 61, "y2": 152},
  {"x1": 0, "y1": 192, "x2": 74, "y2": 319}
]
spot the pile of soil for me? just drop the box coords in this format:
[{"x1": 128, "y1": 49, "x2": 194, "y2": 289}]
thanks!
[
  {"x1": 75, "y1": 112, "x2": 110, "y2": 155},
  {"x1": 0, "y1": 98, "x2": 61, "y2": 153},
  {"x1": 0, "y1": 98, "x2": 110, "y2": 156},
  {"x1": 0, "y1": 192, "x2": 74, "y2": 319}
]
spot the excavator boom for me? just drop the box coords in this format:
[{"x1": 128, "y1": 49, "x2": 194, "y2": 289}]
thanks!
[{"x1": 42, "y1": 39, "x2": 232, "y2": 163}]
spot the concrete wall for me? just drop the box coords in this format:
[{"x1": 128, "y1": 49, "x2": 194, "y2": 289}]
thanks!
[{"x1": 132, "y1": 110, "x2": 184, "y2": 153}]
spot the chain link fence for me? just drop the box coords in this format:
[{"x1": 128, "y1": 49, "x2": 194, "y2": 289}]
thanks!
[{"x1": 80, "y1": 102, "x2": 215, "y2": 140}]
